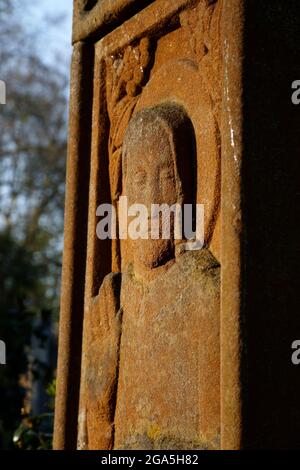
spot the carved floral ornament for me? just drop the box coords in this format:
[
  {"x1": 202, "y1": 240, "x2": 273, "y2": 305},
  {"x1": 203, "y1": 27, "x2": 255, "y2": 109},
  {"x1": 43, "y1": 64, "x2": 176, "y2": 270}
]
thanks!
[
  {"x1": 106, "y1": 37, "x2": 152, "y2": 125},
  {"x1": 106, "y1": 37, "x2": 153, "y2": 202},
  {"x1": 105, "y1": 0, "x2": 221, "y2": 167}
]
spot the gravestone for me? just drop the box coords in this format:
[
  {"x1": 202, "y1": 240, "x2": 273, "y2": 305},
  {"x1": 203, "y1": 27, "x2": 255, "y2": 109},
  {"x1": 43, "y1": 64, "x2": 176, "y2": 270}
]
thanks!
[{"x1": 54, "y1": 0, "x2": 300, "y2": 450}]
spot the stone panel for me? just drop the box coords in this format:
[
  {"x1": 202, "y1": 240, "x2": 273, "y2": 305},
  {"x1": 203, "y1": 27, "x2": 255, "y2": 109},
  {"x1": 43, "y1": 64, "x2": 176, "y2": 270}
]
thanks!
[{"x1": 77, "y1": 0, "x2": 222, "y2": 450}]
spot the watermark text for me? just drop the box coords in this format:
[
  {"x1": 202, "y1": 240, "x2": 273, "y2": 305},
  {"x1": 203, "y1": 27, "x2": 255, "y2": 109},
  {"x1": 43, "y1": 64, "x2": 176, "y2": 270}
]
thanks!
[{"x1": 96, "y1": 198, "x2": 205, "y2": 251}]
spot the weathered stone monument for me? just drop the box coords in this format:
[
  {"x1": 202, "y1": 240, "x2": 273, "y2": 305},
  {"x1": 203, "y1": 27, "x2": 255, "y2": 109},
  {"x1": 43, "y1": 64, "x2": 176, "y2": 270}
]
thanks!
[
  {"x1": 54, "y1": 0, "x2": 300, "y2": 450},
  {"x1": 77, "y1": 102, "x2": 220, "y2": 450}
]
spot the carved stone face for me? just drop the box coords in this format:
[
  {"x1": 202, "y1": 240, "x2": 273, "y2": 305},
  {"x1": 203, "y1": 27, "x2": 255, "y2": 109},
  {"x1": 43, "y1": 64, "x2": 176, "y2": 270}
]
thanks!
[{"x1": 124, "y1": 111, "x2": 179, "y2": 271}]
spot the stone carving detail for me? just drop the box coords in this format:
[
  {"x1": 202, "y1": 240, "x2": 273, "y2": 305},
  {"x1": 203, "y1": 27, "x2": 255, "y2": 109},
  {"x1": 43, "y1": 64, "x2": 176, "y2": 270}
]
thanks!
[
  {"x1": 78, "y1": 273, "x2": 122, "y2": 450},
  {"x1": 106, "y1": 38, "x2": 153, "y2": 200},
  {"x1": 105, "y1": 38, "x2": 154, "y2": 271},
  {"x1": 180, "y1": 0, "x2": 216, "y2": 60},
  {"x1": 78, "y1": 103, "x2": 220, "y2": 449},
  {"x1": 107, "y1": 38, "x2": 152, "y2": 104},
  {"x1": 180, "y1": 0, "x2": 221, "y2": 116},
  {"x1": 78, "y1": 0, "x2": 222, "y2": 451},
  {"x1": 114, "y1": 105, "x2": 220, "y2": 449}
]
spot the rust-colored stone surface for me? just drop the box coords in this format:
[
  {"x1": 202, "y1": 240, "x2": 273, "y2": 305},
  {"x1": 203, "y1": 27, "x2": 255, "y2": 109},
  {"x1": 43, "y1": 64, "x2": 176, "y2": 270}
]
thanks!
[
  {"x1": 54, "y1": 0, "x2": 300, "y2": 451},
  {"x1": 114, "y1": 249, "x2": 220, "y2": 450},
  {"x1": 75, "y1": 0, "x2": 222, "y2": 450},
  {"x1": 116, "y1": 103, "x2": 219, "y2": 449},
  {"x1": 53, "y1": 42, "x2": 93, "y2": 451},
  {"x1": 73, "y1": 0, "x2": 155, "y2": 43},
  {"x1": 78, "y1": 273, "x2": 122, "y2": 450},
  {"x1": 220, "y1": 0, "x2": 243, "y2": 450},
  {"x1": 54, "y1": 0, "x2": 228, "y2": 452}
]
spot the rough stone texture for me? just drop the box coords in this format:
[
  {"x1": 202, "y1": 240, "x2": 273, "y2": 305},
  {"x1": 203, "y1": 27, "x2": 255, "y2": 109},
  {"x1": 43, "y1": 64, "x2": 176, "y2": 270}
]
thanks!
[
  {"x1": 114, "y1": 249, "x2": 220, "y2": 450},
  {"x1": 73, "y1": 0, "x2": 155, "y2": 43},
  {"x1": 55, "y1": 0, "x2": 224, "y2": 451},
  {"x1": 53, "y1": 42, "x2": 93, "y2": 450},
  {"x1": 220, "y1": 0, "x2": 243, "y2": 450},
  {"x1": 78, "y1": 273, "x2": 122, "y2": 450},
  {"x1": 114, "y1": 103, "x2": 220, "y2": 449}
]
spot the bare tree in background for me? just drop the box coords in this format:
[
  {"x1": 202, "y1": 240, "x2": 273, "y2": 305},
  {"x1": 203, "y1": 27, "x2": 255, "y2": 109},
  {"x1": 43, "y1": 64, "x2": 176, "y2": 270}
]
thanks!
[
  {"x1": 0, "y1": 0, "x2": 69, "y2": 449},
  {"x1": 0, "y1": 0, "x2": 68, "y2": 307}
]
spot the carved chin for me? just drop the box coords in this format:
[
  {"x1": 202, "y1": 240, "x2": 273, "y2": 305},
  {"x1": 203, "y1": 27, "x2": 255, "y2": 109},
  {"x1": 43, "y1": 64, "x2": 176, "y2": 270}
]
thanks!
[{"x1": 133, "y1": 240, "x2": 174, "y2": 270}]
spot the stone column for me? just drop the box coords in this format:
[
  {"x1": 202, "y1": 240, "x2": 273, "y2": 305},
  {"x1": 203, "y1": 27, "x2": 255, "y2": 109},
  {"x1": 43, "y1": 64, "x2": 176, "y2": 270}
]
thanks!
[{"x1": 53, "y1": 42, "x2": 93, "y2": 450}]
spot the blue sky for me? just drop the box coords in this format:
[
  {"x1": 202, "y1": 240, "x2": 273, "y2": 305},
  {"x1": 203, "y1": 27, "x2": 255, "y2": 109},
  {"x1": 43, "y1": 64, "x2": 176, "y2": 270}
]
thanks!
[{"x1": 24, "y1": 0, "x2": 73, "y2": 66}]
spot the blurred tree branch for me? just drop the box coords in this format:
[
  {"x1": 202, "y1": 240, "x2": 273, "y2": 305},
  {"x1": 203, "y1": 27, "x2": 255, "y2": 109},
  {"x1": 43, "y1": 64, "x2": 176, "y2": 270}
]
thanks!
[{"x1": 0, "y1": 0, "x2": 69, "y2": 448}]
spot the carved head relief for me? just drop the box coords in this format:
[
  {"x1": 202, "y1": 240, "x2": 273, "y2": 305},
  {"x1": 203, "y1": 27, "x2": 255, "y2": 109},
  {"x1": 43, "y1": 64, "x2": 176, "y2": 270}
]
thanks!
[{"x1": 122, "y1": 103, "x2": 196, "y2": 272}]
